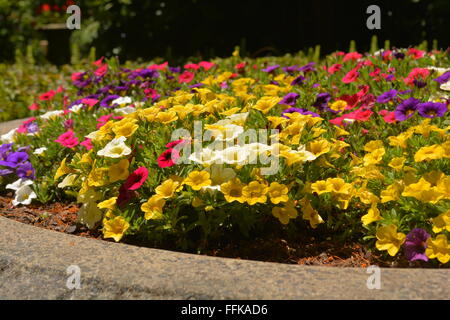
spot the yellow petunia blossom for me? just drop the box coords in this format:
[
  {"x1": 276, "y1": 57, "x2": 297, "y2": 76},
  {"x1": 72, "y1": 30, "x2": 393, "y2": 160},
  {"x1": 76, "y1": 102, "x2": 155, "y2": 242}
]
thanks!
[
  {"x1": 108, "y1": 159, "x2": 130, "y2": 183},
  {"x1": 375, "y1": 225, "x2": 406, "y2": 256},
  {"x1": 242, "y1": 181, "x2": 268, "y2": 205},
  {"x1": 141, "y1": 195, "x2": 166, "y2": 220},
  {"x1": 220, "y1": 178, "x2": 245, "y2": 203},
  {"x1": 425, "y1": 234, "x2": 450, "y2": 264},
  {"x1": 97, "y1": 197, "x2": 118, "y2": 210},
  {"x1": 103, "y1": 216, "x2": 130, "y2": 242},
  {"x1": 311, "y1": 180, "x2": 333, "y2": 195},
  {"x1": 414, "y1": 145, "x2": 445, "y2": 162},
  {"x1": 272, "y1": 201, "x2": 298, "y2": 225},
  {"x1": 361, "y1": 204, "x2": 383, "y2": 226},
  {"x1": 364, "y1": 140, "x2": 384, "y2": 153},
  {"x1": 431, "y1": 211, "x2": 450, "y2": 233},
  {"x1": 54, "y1": 157, "x2": 76, "y2": 180},
  {"x1": 307, "y1": 139, "x2": 330, "y2": 157},
  {"x1": 299, "y1": 197, "x2": 324, "y2": 229},
  {"x1": 155, "y1": 179, "x2": 180, "y2": 198},
  {"x1": 183, "y1": 171, "x2": 212, "y2": 191},
  {"x1": 329, "y1": 100, "x2": 348, "y2": 112},
  {"x1": 388, "y1": 157, "x2": 406, "y2": 171},
  {"x1": 268, "y1": 182, "x2": 289, "y2": 204}
]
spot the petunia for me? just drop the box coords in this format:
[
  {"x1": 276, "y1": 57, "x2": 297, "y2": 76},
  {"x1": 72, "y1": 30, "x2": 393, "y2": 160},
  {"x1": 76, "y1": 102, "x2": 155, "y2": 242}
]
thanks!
[
  {"x1": 39, "y1": 90, "x2": 56, "y2": 101},
  {"x1": 417, "y1": 102, "x2": 447, "y2": 118},
  {"x1": 179, "y1": 71, "x2": 195, "y2": 83},
  {"x1": 279, "y1": 93, "x2": 300, "y2": 106},
  {"x1": 376, "y1": 89, "x2": 398, "y2": 104},
  {"x1": 122, "y1": 167, "x2": 148, "y2": 191},
  {"x1": 394, "y1": 97, "x2": 420, "y2": 121},
  {"x1": 97, "y1": 136, "x2": 131, "y2": 158},
  {"x1": 157, "y1": 148, "x2": 180, "y2": 168},
  {"x1": 433, "y1": 71, "x2": 450, "y2": 84},
  {"x1": 291, "y1": 75, "x2": 305, "y2": 86},
  {"x1": 16, "y1": 162, "x2": 35, "y2": 180},
  {"x1": 54, "y1": 130, "x2": 79, "y2": 148},
  {"x1": 261, "y1": 65, "x2": 279, "y2": 73},
  {"x1": 100, "y1": 95, "x2": 121, "y2": 108},
  {"x1": 342, "y1": 68, "x2": 359, "y2": 84},
  {"x1": 404, "y1": 228, "x2": 430, "y2": 262}
]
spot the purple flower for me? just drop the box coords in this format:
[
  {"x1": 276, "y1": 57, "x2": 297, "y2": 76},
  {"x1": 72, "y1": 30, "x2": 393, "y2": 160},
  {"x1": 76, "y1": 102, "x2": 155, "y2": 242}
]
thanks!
[
  {"x1": 262, "y1": 65, "x2": 279, "y2": 73},
  {"x1": 169, "y1": 67, "x2": 181, "y2": 73},
  {"x1": 384, "y1": 74, "x2": 395, "y2": 82},
  {"x1": 0, "y1": 143, "x2": 13, "y2": 160},
  {"x1": 100, "y1": 95, "x2": 120, "y2": 108},
  {"x1": 26, "y1": 122, "x2": 39, "y2": 134},
  {"x1": 282, "y1": 65, "x2": 299, "y2": 74},
  {"x1": 16, "y1": 162, "x2": 35, "y2": 180},
  {"x1": 291, "y1": 75, "x2": 305, "y2": 86},
  {"x1": 433, "y1": 71, "x2": 450, "y2": 84},
  {"x1": 313, "y1": 92, "x2": 331, "y2": 111},
  {"x1": 413, "y1": 79, "x2": 427, "y2": 88},
  {"x1": 417, "y1": 102, "x2": 447, "y2": 118},
  {"x1": 279, "y1": 93, "x2": 300, "y2": 106},
  {"x1": 393, "y1": 52, "x2": 405, "y2": 60},
  {"x1": 377, "y1": 89, "x2": 398, "y2": 104},
  {"x1": 394, "y1": 97, "x2": 420, "y2": 121},
  {"x1": 298, "y1": 62, "x2": 316, "y2": 73},
  {"x1": 0, "y1": 168, "x2": 13, "y2": 176},
  {"x1": 0, "y1": 152, "x2": 29, "y2": 168},
  {"x1": 404, "y1": 228, "x2": 430, "y2": 262},
  {"x1": 129, "y1": 68, "x2": 159, "y2": 80},
  {"x1": 282, "y1": 107, "x2": 319, "y2": 118}
]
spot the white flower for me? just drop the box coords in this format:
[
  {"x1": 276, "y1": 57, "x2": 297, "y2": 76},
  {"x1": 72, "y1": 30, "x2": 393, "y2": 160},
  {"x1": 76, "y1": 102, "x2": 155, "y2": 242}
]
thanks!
[
  {"x1": 77, "y1": 201, "x2": 102, "y2": 229},
  {"x1": 97, "y1": 136, "x2": 131, "y2": 158},
  {"x1": 11, "y1": 184, "x2": 37, "y2": 206},
  {"x1": 218, "y1": 146, "x2": 250, "y2": 165},
  {"x1": 69, "y1": 104, "x2": 84, "y2": 113},
  {"x1": 427, "y1": 66, "x2": 450, "y2": 76},
  {"x1": 112, "y1": 96, "x2": 132, "y2": 107},
  {"x1": 33, "y1": 147, "x2": 47, "y2": 155},
  {"x1": 6, "y1": 179, "x2": 33, "y2": 191},
  {"x1": 207, "y1": 124, "x2": 244, "y2": 142},
  {"x1": 440, "y1": 82, "x2": 450, "y2": 91},
  {"x1": 1, "y1": 128, "x2": 16, "y2": 143},
  {"x1": 114, "y1": 106, "x2": 136, "y2": 115},
  {"x1": 188, "y1": 148, "x2": 219, "y2": 165},
  {"x1": 85, "y1": 130, "x2": 100, "y2": 140},
  {"x1": 204, "y1": 164, "x2": 236, "y2": 186},
  {"x1": 40, "y1": 110, "x2": 64, "y2": 120}
]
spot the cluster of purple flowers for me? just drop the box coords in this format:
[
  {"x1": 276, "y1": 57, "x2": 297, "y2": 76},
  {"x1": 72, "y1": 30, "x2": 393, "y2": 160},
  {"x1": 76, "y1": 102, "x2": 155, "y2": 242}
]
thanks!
[{"x1": 0, "y1": 144, "x2": 35, "y2": 180}]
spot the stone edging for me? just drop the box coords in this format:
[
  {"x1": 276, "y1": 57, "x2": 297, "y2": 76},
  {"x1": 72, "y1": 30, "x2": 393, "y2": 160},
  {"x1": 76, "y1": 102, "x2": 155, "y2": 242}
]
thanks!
[{"x1": 0, "y1": 216, "x2": 449, "y2": 300}]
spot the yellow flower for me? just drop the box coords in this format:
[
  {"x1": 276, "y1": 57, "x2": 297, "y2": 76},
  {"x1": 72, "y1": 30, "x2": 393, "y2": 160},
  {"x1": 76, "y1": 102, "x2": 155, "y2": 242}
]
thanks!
[
  {"x1": 253, "y1": 96, "x2": 281, "y2": 114},
  {"x1": 103, "y1": 216, "x2": 129, "y2": 242},
  {"x1": 431, "y1": 211, "x2": 450, "y2": 233},
  {"x1": 268, "y1": 182, "x2": 289, "y2": 204},
  {"x1": 402, "y1": 178, "x2": 431, "y2": 199},
  {"x1": 184, "y1": 171, "x2": 212, "y2": 191},
  {"x1": 272, "y1": 201, "x2": 298, "y2": 225},
  {"x1": 220, "y1": 178, "x2": 245, "y2": 203},
  {"x1": 299, "y1": 197, "x2": 324, "y2": 229},
  {"x1": 242, "y1": 181, "x2": 268, "y2": 205},
  {"x1": 87, "y1": 166, "x2": 109, "y2": 187},
  {"x1": 425, "y1": 234, "x2": 450, "y2": 264},
  {"x1": 191, "y1": 197, "x2": 204, "y2": 207},
  {"x1": 54, "y1": 157, "x2": 76, "y2": 180},
  {"x1": 375, "y1": 225, "x2": 406, "y2": 256},
  {"x1": 112, "y1": 120, "x2": 139, "y2": 138},
  {"x1": 364, "y1": 140, "x2": 384, "y2": 152},
  {"x1": 329, "y1": 100, "x2": 348, "y2": 112},
  {"x1": 363, "y1": 148, "x2": 385, "y2": 166},
  {"x1": 361, "y1": 204, "x2": 383, "y2": 226},
  {"x1": 109, "y1": 159, "x2": 130, "y2": 183},
  {"x1": 141, "y1": 195, "x2": 166, "y2": 220},
  {"x1": 156, "y1": 111, "x2": 178, "y2": 124},
  {"x1": 155, "y1": 179, "x2": 180, "y2": 198},
  {"x1": 414, "y1": 145, "x2": 445, "y2": 162},
  {"x1": 98, "y1": 197, "x2": 117, "y2": 210},
  {"x1": 388, "y1": 131, "x2": 412, "y2": 149},
  {"x1": 388, "y1": 157, "x2": 405, "y2": 171},
  {"x1": 311, "y1": 180, "x2": 332, "y2": 195},
  {"x1": 381, "y1": 182, "x2": 403, "y2": 203},
  {"x1": 327, "y1": 177, "x2": 352, "y2": 194},
  {"x1": 307, "y1": 139, "x2": 330, "y2": 157},
  {"x1": 78, "y1": 151, "x2": 93, "y2": 165}
]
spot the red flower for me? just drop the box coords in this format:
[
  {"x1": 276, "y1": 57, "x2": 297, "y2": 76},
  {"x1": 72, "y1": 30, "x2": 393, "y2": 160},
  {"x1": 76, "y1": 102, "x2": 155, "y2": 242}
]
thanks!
[
  {"x1": 54, "y1": 130, "x2": 79, "y2": 148},
  {"x1": 184, "y1": 63, "x2": 200, "y2": 70},
  {"x1": 28, "y1": 103, "x2": 39, "y2": 111},
  {"x1": 199, "y1": 61, "x2": 215, "y2": 71},
  {"x1": 342, "y1": 69, "x2": 359, "y2": 84},
  {"x1": 39, "y1": 90, "x2": 56, "y2": 101},
  {"x1": 41, "y1": 4, "x2": 51, "y2": 12},
  {"x1": 92, "y1": 57, "x2": 104, "y2": 66},
  {"x1": 149, "y1": 62, "x2": 168, "y2": 70},
  {"x1": 94, "y1": 64, "x2": 108, "y2": 77},
  {"x1": 379, "y1": 110, "x2": 397, "y2": 123},
  {"x1": 235, "y1": 62, "x2": 246, "y2": 70},
  {"x1": 407, "y1": 48, "x2": 425, "y2": 59},
  {"x1": 157, "y1": 148, "x2": 180, "y2": 168},
  {"x1": 343, "y1": 52, "x2": 363, "y2": 62},
  {"x1": 165, "y1": 139, "x2": 189, "y2": 149},
  {"x1": 81, "y1": 98, "x2": 99, "y2": 107},
  {"x1": 404, "y1": 68, "x2": 430, "y2": 86},
  {"x1": 328, "y1": 64, "x2": 342, "y2": 74},
  {"x1": 80, "y1": 138, "x2": 93, "y2": 150},
  {"x1": 179, "y1": 71, "x2": 195, "y2": 83},
  {"x1": 123, "y1": 167, "x2": 149, "y2": 191}
]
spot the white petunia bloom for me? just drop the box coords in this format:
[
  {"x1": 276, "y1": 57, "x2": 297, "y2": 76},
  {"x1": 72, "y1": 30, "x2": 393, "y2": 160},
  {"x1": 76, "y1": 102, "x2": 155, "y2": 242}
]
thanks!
[
  {"x1": 188, "y1": 148, "x2": 219, "y2": 166},
  {"x1": 440, "y1": 82, "x2": 450, "y2": 91},
  {"x1": 58, "y1": 174, "x2": 77, "y2": 188},
  {"x1": 33, "y1": 147, "x2": 47, "y2": 155},
  {"x1": 69, "y1": 104, "x2": 84, "y2": 113},
  {"x1": 114, "y1": 106, "x2": 136, "y2": 115},
  {"x1": 112, "y1": 96, "x2": 132, "y2": 107},
  {"x1": 1, "y1": 128, "x2": 16, "y2": 144},
  {"x1": 97, "y1": 136, "x2": 132, "y2": 158},
  {"x1": 40, "y1": 110, "x2": 64, "y2": 120},
  {"x1": 12, "y1": 185, "x2": 37, "y2": 206},
  {"x1": 6, "y1": 179, "x2": 33, "y2": 191}
]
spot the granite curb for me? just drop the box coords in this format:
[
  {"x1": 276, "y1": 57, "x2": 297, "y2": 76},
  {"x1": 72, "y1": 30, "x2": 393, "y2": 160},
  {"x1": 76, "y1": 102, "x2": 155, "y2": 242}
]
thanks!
[{"x1": 0, "y1": 216, "x2": 449, "y2": 300}]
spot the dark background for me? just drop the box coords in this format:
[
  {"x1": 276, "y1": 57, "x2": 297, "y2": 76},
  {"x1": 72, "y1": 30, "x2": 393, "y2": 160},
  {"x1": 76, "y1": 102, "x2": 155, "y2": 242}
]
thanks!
[{"x1": 1, "y1": 0, "x2": 450, "y2": 63}]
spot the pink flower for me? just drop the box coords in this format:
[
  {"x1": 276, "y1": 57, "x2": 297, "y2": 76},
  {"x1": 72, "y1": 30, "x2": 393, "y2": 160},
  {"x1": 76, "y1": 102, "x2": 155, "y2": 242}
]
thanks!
[
  {"x1": 343, "y1": 52, "x2": 363, "y2": 62},
  {"x1": 235, "y1": 62, "x2": 246, "y2": 70},
  {"x1": 199, "y1": 61, "x2": 215, "y2": 71},
  {"x1": 54, "y1": 130, "x2": 79, "y2": 148},
  {"x1": 123, "y1": 167, "x2": 149, "y2": 191},
  {"x1": 342, "y1": 69, "x2": 359, "y2": 84},
  {"x1": 92, "y1": 57, "x2": 104, "y2": 66},
  {"x1": 28, "y1": 103, "x2": 39, "y2": 111},
  {"x1": 157, "y1": 148, "x2": 180, "y2": 168},
  {"x1": 379, "y1": 110, "x2": 397, "y2": 123},
  {"x1": 80, "y1": 138, "x2": 93, "y2": 150},
  {"x1": 149, "y1": 62, "x2": 168, "y2": 70},
  {"x1": 81, "y1": 98, "x2": 99, "y2": 107},
  {"x1": 179, "y1": 71, "x2": 195, "y2": 83},
  {"x1": 407, "y1": 48, "x2": 425, "y2": 59},
  {"x1": 184, "y1": 63, "x2": 200, "y2": 70},
  {"x1": 56, "y1": 86, "x2": 65, "y2": 93},
  {"x1": 94, "y1": 64, "x2": 108, "y2": 77},
  {"x1": 404, "y1": 68, "x2": 430, "y2": 86},
  {"x1": 71, "y1": 72, "x2": 84, "y2": 82},
  {"x1": 39, "y1": 90, "x2": 56, "y2": 101},
  {"x1": 328, "y1": 64, "x2": 342, "y2": 74}
]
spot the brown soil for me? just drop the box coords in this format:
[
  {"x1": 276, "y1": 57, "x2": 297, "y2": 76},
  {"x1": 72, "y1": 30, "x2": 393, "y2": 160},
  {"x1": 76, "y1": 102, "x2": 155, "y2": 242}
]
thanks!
[{"x1": 0, "y1": 195, "x2": 430, "y2": 268}]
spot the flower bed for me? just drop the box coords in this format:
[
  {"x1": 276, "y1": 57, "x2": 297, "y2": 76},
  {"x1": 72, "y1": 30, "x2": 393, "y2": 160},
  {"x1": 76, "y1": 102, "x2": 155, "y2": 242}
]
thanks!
[{"x1": 1, "y1": 48, "x2": 450, "y2": 267}]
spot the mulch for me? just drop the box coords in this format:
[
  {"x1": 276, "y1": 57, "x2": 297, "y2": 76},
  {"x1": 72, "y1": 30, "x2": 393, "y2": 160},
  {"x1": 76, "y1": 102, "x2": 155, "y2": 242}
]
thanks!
[{"x1": 0, "y1": 195, "x2": 429, "y2": 268}]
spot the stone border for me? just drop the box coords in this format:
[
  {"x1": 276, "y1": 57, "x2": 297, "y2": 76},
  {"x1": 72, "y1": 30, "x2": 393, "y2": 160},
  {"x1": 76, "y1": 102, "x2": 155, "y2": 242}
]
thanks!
[{"x1": 0, "y1": 216, "x2": 449, "y2": 300}]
